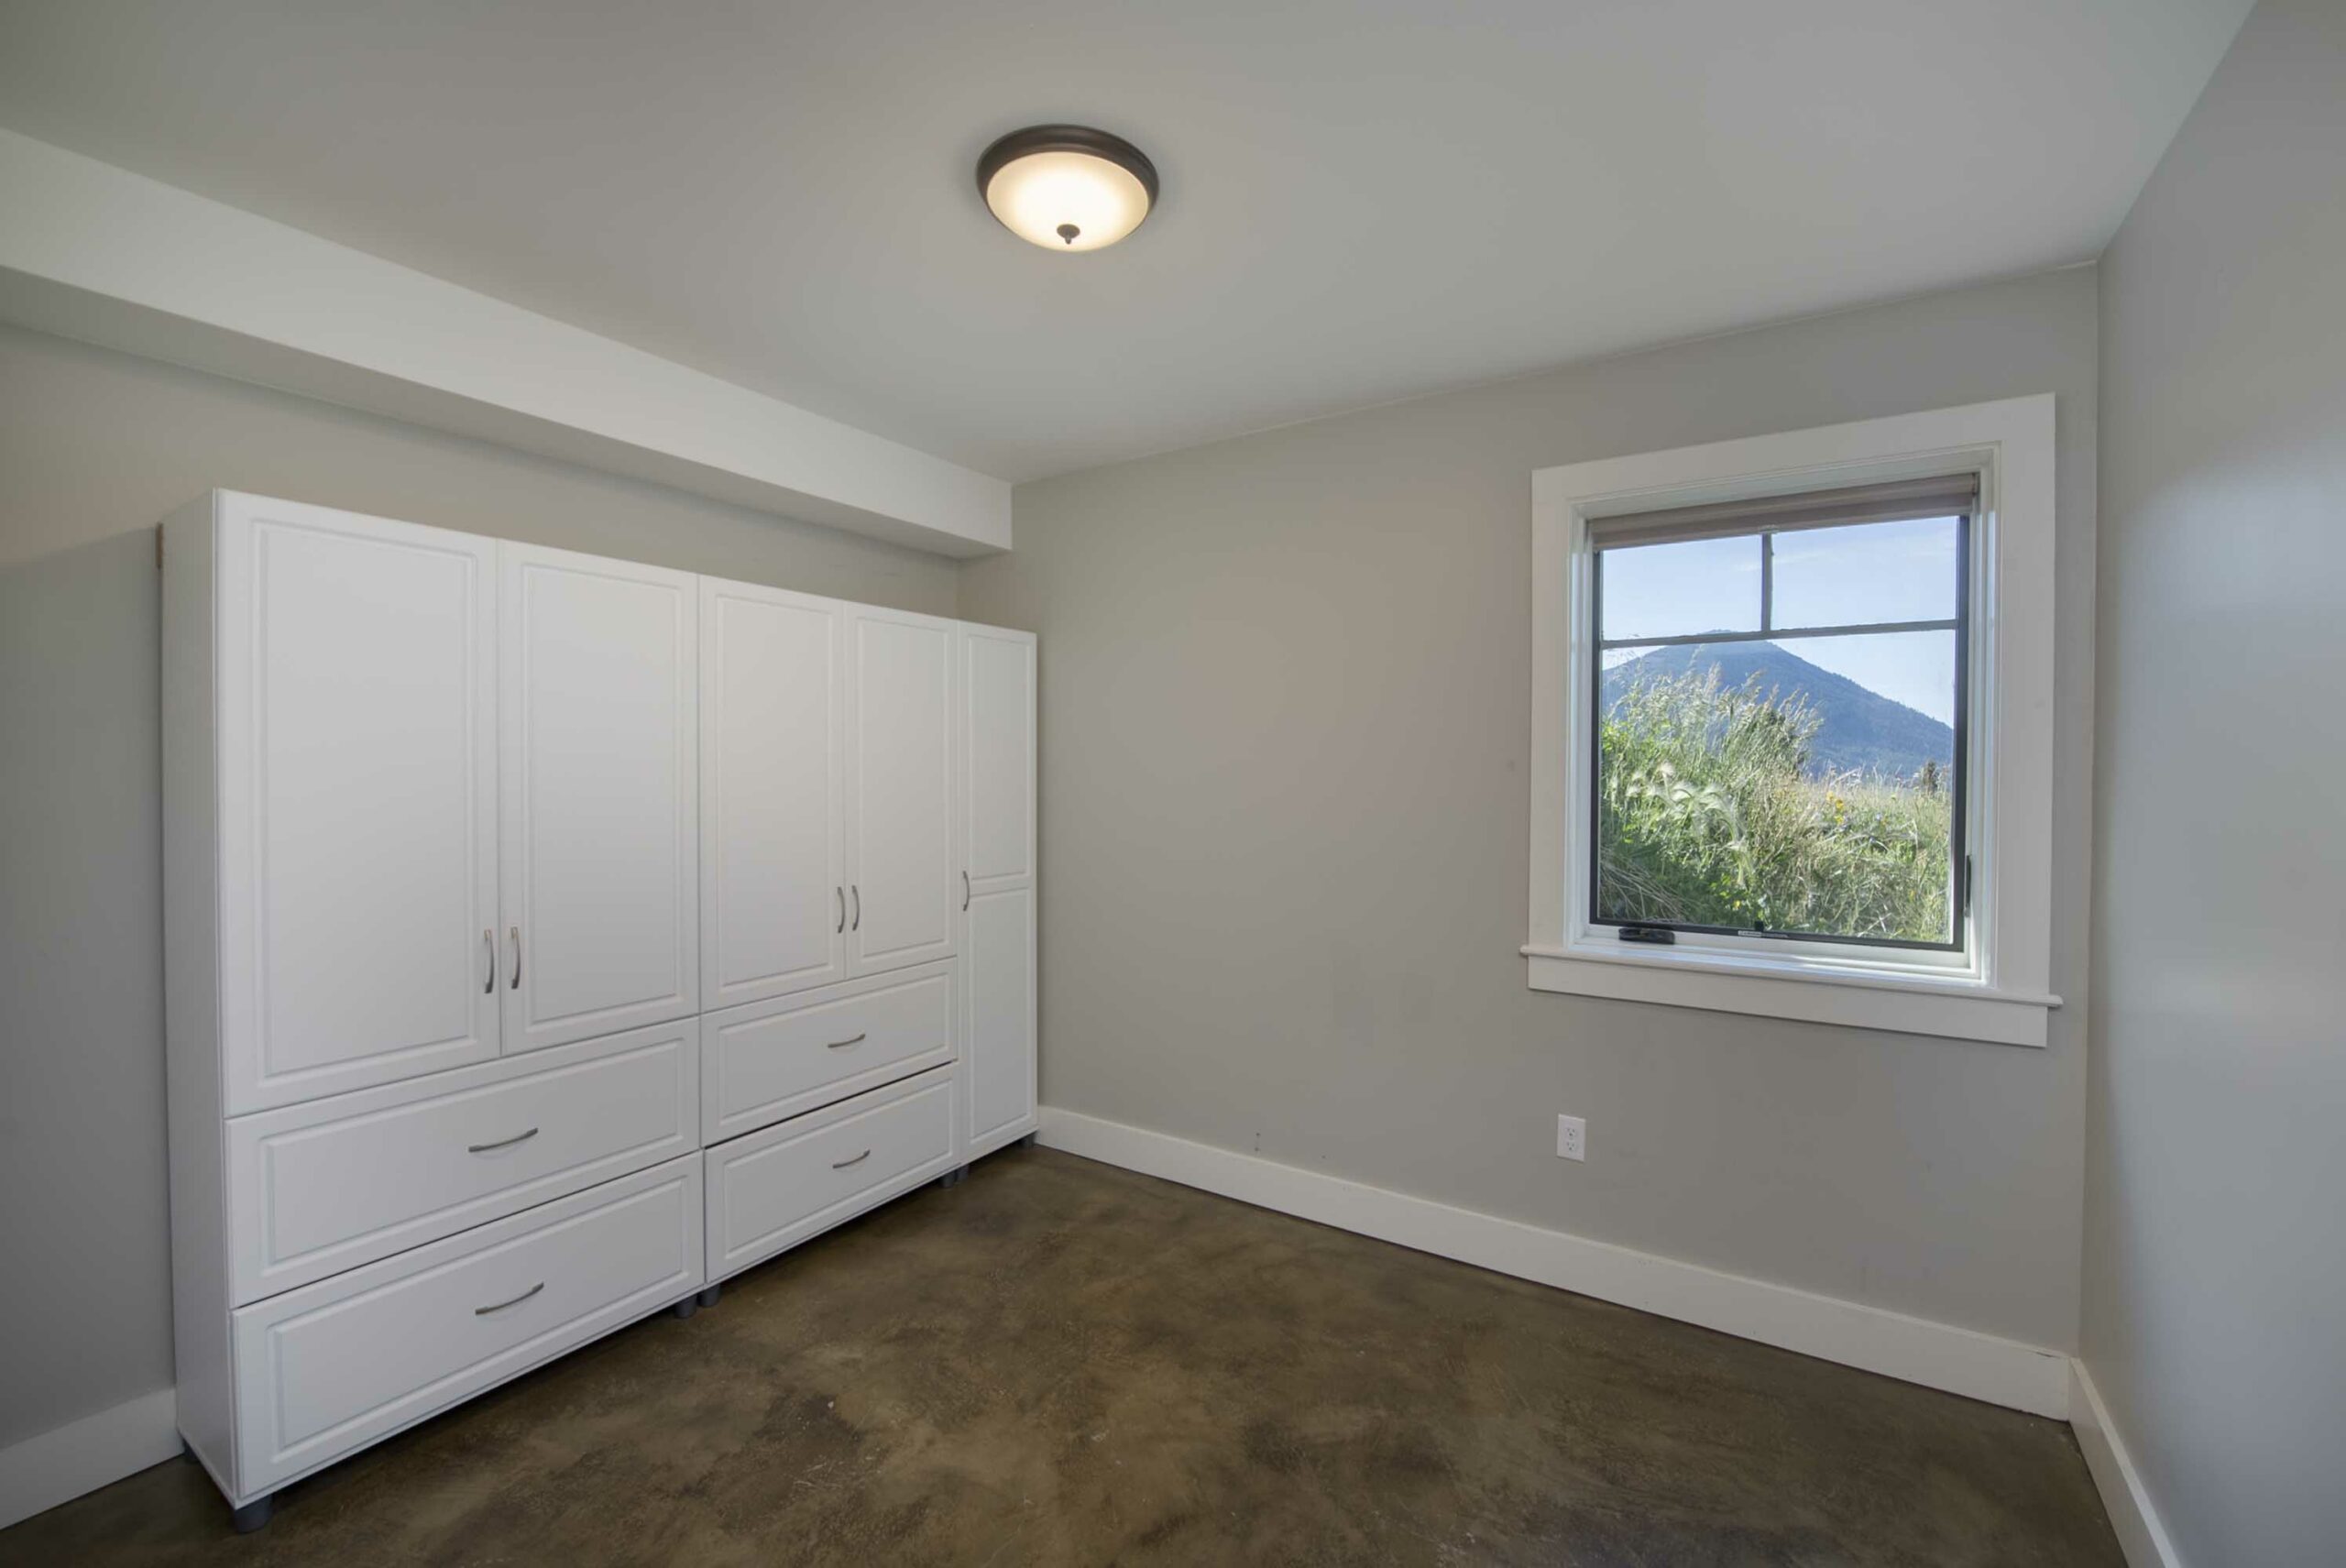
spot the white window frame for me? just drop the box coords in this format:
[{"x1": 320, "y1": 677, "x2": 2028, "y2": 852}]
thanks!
[{"x1": 1525, "y1": 396, "x2": 2061, "y2": 1047}]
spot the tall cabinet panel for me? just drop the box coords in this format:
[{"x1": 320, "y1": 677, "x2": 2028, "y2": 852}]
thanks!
[
  {"x1": 212, "y1": 495, "x2": 501, "y2": 1114},
  {"x1": 961, "y1": 629, "x2": 1036, "y2": 890},
  {"x1": 499, "y1": 543, "x2": 699, "y2": 1054},
  {"x1": 844, "y1": 606, "x2": 959, "y2": 975},
  {"x1": 963, "y1": 887, "x2": 1036, "y2": 1155},
  {"x1": 958, "y1": 625, "x2": 1038, "y2": 1157},
  {"x1": 699, "y1": 578, "x2": 848, "y2": 1010}
]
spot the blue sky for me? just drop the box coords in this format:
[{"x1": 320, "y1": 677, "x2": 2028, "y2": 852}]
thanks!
[{"x1": 1599, "y1": 517, "x2": 1959, "y2": 724}]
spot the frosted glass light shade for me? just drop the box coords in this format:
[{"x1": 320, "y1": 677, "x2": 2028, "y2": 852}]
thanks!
[{"x1": 977, "y1": 126, "x2": 1158, "y2": 252}]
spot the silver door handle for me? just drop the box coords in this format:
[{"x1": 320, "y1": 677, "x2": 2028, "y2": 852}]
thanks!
[
  {"x1": 474, "y1": 1282, "x2": 544, "y2": 1316},
  {"x1": 963, "y1": 871, "x2": 970, "y2": 912},
  {"x1": 831, "y1": 1148, "x2": 871, "y2": 1169},
  {"x1": 835, "y1": 886, "x2": 845, "y2": 934},
  {"x1": 467, "y1": 1127, "x2": 540, "y2": 1154},
  {"x1": 483, "y1": 928, "x2": 495, "y2": 994},
  {"x1": 827, "y1": 1033, "x2": 866, "y2": 1050},
  {"x1": 509, "y1": 926, "x2": 521, "y2": 990},
  {"x1": 850, "y1": 885, "x2": 861, "y2": 931}
]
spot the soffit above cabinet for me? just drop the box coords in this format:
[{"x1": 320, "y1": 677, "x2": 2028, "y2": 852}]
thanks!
[{"x1": 0, "y1": 130, "x2": 1011, "y2": 557}]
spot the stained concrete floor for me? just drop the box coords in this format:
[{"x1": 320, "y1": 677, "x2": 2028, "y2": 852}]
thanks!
[{"x1": 4, "y1": 1146, "x2": 2121, "y2": 1567}]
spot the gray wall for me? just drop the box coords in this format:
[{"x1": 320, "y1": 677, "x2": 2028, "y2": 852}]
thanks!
[
  {"x1": 0, "y1": 322, "x2": 959, "y2": 1449},
  {"x1": 2084, "y1": 0, "x2": 2346, "y2": 1561},
  {"x1": 960, "y1": 267, "x2": 2099, "y2": 1351}
]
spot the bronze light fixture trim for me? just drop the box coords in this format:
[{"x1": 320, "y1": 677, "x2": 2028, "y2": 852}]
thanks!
[{"x1": 976, "y1": 125, "x2": 1159, "y2": 252}]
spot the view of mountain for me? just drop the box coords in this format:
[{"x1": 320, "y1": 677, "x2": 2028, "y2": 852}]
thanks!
[{"x1": 1602, "y1": 641, "x2": 1955, "y2": 780}]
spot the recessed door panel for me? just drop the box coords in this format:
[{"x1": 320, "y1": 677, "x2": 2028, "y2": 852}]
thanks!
[
  {"x1": 216, "y1": 499, "x2": 500, "y2": 1112},
  {"x1": 964, "y1": 886, "x2": 1036, "y2": 1155},
  {"x1": 963, "y1": 629, "x2": 1036, "y2": 889},
  {"x1": 501, "y1": 543, "x2": 698, "y2": 1053},
  {"x1": 701, "y1": 581, "x2": 846, "y2": 1008},
  {"x1": 846, "y1": 609, "x2": 956, "y2": 974}
]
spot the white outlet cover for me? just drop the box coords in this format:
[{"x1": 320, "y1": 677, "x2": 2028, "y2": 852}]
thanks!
[{"x1": 1556, "y1": 1114, "x2": 1585, "y2": 1161}]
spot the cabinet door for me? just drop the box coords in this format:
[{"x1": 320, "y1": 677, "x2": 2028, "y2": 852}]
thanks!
[
  {"x1": 500, "y1": 543, "x2": 697, "y2": 1053},
  {"x1": 215, "y1": 497, "x2": 501, "y2": 1113},
  {"x1": 963, "y1": 885, "x2": 1036, "y2": 1157},
  {"x1": 960, "y1": 627, "x2": 1036, "y2": 893},
  {"x1": 957, "y1": 624, "x2": 1037, "y2": 1157},
  {"x1": 700, "y1": 578, "x2": 848, "y2": 1009},
  {"x1": 844, "y1": 607, "x2": 958, "y2": 974}
]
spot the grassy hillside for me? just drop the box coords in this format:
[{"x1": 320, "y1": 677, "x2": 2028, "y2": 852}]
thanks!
[{"x1": 1597, "y1": 666, "x2": 1954, "y2": 943}]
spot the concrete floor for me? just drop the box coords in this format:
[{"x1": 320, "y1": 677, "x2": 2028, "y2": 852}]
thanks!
[{"x1": 4, "y1": 1145, "x2": 2121, "y2": 1566}]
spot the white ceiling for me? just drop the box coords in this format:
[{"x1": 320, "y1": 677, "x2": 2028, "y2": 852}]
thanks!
[{"x1": 0, "y1": 1, "x2": 2249, "y2": 483}]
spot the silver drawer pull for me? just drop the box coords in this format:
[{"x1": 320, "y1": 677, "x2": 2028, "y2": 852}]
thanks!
[
  {"x1": 831, "y1": 1148, "x2": 872, "y2": 1169},
  {"x1": 827, "y1": 1033, "x2": 867, "y2": 1051},
  {"x1": 483, "y1": 928, "x2": 495, "y2": 994},
  {"x1": 474, "y1": 1282, "x2": 544, "y2": 1316},
  {"x1": 467, "y1": 1127, "x2": 540, "y2": 1154}
]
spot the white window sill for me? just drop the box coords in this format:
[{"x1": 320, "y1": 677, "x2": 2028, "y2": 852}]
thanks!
[{"x1": 1521, "y1": 943, "x2": 2059, "y2": 1047}]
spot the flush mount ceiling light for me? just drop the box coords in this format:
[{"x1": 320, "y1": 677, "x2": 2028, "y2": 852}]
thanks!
[{"x1": 977, "y1": 125, "x2": 1158, "y2": 253}]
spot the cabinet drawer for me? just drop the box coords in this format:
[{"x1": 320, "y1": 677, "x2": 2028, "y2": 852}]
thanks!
[
  {"x1": 704, "y1": 962, "x2": 954, "y2": 1144},
  {"x1": 228, "y1": 1019, "x2": 698, "y2": 1303},
  {"x1": 232, "y1": 1155, "x2": 701, "y2": 1495},
  {"x1": 707, "y1": 1066, "x2": 956, "y2": 1279}
]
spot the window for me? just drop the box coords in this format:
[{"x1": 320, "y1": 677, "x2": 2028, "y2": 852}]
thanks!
[
  {"x1": 1591, "y1": 477, "x2": 1972, "y2": 950},
  {"x1": 1526, "y1": 398, "x2": 2061, "y2": 1047}
]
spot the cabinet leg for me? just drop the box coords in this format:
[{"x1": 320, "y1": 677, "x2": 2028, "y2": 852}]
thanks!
[
  {"x1": 230, "y1": 1494, "x2": 273, "y2": 1533},
  {"x1": 696, "y1": 1284, "x2": 721, "y2": 1309},
  {"x1": 939, "y1": 1166, "x2": 969, "y2": 1188},
  {"x1": 180, "y1": 1440, "x2": 196, "y2": 1464},
  {"x1": 669, "y1": 1297, "x2": 696, "y2": 1320},
  {"x1": 1019, "y1": 1132, "x2": 1038, "y2": 1147}
]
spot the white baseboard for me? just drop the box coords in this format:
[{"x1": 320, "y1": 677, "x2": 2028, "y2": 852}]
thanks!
[
  {"x1": 2068, "y1": 1360, "x2": 2184, "y2": 1568},
  {"x1": 1038, "y1": 1107, "x2": 2072, "y2": 1419},
  {"x1": 0, "y1": 1387, "x2": 180, "y2": 1530}
]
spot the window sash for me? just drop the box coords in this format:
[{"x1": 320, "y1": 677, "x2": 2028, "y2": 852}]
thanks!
[{"x1": 1585, "y1": 509, "x2": 1973, "y2": 952}]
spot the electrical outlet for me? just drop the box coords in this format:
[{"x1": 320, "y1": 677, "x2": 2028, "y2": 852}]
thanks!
[{"x1": 1555, "y1": 1114, "x2": 1585, "y2": 1162}]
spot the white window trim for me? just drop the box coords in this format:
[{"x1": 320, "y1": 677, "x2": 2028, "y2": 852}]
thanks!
[{"x1": 1526, "y1": 395, "x2": 2061, "y2": 1048}]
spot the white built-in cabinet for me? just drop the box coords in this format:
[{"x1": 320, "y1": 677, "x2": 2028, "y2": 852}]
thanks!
[{"x1": 164, "y1": 492, "x2": 1036, "y2": 1530}]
